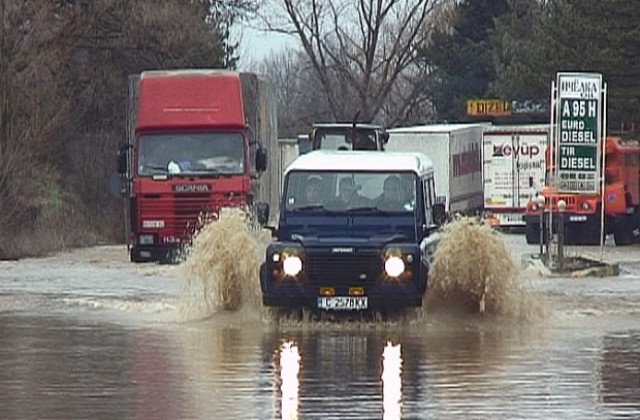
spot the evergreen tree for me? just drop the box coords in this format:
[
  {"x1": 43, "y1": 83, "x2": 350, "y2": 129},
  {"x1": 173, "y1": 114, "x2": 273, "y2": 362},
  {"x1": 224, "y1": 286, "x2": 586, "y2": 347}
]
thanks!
[
  {"x1": 493, "y1": 0, "x2": 640, "y2": 131},
  {"x1": 420, "y1": 0, "x2": 509, "y2": 121}
]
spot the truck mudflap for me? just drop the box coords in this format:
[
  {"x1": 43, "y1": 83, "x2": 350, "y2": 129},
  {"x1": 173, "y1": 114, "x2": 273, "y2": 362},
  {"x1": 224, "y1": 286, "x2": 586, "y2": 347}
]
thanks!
[
  {"x1": 612, "y1": 213, "x2": 639, "y2": 246},
  {"x1": 130, "y1": 245, "x2": 185, "y2": 263},
  {"x1": 524, "y1": 212, "x2": 602, "y2": 245}
]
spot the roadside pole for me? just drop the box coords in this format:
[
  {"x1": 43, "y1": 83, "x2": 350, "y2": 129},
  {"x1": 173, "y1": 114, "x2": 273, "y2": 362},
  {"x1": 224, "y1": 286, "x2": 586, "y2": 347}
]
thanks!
[
  {"x1": 558, "y1": 200, "x2": 566, "y2": 271},
  {"x1": 537, "y1": 194, "x2": 545, "y2": 262}
]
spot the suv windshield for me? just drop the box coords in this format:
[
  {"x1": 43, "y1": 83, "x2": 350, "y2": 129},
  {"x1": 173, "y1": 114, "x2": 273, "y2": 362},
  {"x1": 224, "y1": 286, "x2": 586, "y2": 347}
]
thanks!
[
  {"x1": 137, "y1": 132, "x2": 244, "y2": 176},
  {"x1": 284, "y1": 171, "x2": 417, "y2": 213}
]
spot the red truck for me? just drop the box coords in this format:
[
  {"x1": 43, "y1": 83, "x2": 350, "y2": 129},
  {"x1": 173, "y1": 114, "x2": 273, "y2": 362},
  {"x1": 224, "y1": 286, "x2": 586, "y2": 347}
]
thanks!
[
  {"x1": 117, "y1": 70, "x2": 278, "y2": 262},
  {"x1": 524, "y1": 136, "x2": 640, "y2": 245}
]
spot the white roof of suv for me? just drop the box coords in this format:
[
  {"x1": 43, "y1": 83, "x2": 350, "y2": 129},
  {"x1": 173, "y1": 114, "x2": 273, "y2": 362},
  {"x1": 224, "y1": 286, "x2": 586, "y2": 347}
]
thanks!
[{"x1": 284, "y1": 150, "x2": 434, "y2": 176}]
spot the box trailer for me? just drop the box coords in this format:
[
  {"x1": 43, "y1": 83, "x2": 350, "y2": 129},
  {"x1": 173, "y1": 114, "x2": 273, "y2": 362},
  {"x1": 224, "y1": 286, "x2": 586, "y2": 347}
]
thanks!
[
  {"x1": 386, "y1": 124, "x2": 485, "y2": 214},
  {"x1": 482, "y1": 124, "x2": 549, "y2": 228}
]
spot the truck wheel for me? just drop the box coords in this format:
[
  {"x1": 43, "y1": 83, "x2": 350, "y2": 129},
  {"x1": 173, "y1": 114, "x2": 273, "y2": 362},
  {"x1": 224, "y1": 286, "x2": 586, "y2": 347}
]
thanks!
[
  {"x1": 584, "y1": 228, "x2": 602, "y2": 245},
  {"x1": 613, "y1": 216, "x2": 633, "y2": 246},
  {"x1": 525, "y1": 221, "x2": 539, "y2": 244}
]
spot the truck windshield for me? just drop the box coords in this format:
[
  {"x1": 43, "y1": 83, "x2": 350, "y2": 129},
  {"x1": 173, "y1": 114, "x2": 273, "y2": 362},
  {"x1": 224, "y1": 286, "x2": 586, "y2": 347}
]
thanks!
[
  {"x1": 315, "y1": 129, "x2": 378, "y2": 150},
  {"x1": 284, "y1": 171, "x2": 417, "y2": 213},
  {"x1": 137, "y1": 132, "x2": 244, "y2": 176}
]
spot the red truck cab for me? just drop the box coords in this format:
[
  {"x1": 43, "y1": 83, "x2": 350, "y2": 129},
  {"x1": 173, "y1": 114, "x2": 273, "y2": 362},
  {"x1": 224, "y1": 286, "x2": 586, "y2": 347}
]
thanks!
[
  {"x1": 524, "y1": 136, "x2": 640, "y2": 245},
  {"x1": 118, "y1": 70, "x2": 268, "y2": 262}
]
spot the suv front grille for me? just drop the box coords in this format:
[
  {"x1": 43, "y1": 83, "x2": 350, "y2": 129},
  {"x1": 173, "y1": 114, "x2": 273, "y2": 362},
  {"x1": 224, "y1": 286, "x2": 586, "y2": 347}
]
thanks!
[{"x1": 305, "y1": 253, "x2": 381, "y2": 285}]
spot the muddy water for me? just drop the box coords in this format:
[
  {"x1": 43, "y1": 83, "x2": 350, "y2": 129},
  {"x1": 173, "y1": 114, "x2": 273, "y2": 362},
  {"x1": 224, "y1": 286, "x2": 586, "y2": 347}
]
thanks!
[{"x1": 1, "y1": 216, "x2": 639, "y2": 419}]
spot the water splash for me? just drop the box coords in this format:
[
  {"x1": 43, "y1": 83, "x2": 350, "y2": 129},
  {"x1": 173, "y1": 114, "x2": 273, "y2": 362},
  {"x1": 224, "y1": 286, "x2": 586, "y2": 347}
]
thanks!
[
  {"x1": 178, "y1": 207, "x2": 270, "y2": 321},
  {"x1": 426, "y1": 217, "x2": 546, "y2": 320},
  {"x1": 177, "y1": 211, "x2": 544, "y2": 324}
]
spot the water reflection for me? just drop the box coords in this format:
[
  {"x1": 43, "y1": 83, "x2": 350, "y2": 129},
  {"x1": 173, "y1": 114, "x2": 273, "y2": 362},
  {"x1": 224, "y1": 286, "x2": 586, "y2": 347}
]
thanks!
[
  {"x1": 268, "y1": 331, "x2": 410, "y2": 419},
  {"x1": 278, "y1": 341, "x2": 301, "y2": 420},
  {"x1": 381, "y1": 341, "x2": 403, "y2": 420},
  {"x1": 0, "y1": 314, "x2": 186, "y2": 420},
  {"x1": 599, "y1": 330, "x2": 640, "y2": 416}
]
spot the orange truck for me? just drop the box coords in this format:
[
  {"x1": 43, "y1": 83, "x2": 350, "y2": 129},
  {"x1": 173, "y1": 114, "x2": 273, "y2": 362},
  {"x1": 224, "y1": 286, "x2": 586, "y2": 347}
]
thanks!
[
  {"x1": 116, "y1": 70, "x2": 279, "y2": 262},
  {"x1": 524, "y1": 136, "x2": 640, "y2": 245}
]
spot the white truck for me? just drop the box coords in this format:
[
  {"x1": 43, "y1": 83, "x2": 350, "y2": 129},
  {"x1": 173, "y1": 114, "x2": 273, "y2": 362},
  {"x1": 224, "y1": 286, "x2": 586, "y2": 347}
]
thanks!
[
  {"x1": 482, "y1": 124, "x2": 549, "y2": 228},
  {"x1": 386, "y1": 124, "x2": 485, "y2": 215}
]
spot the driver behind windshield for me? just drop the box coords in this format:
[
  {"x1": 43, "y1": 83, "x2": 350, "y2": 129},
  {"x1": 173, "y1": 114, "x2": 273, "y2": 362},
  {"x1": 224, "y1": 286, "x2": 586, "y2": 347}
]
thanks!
[{"x1": 327, "y1": 178, "x2": 369, "y2": 209}]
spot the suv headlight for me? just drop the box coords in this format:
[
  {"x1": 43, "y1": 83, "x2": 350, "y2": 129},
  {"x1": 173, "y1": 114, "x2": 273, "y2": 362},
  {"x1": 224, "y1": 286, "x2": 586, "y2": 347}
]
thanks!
[
  {"x1": 282, "y1": 255, "x2": 303, "y2": 276},
  {"x1": 384, "y1": 256, "x2": 405, "y2": 277}
]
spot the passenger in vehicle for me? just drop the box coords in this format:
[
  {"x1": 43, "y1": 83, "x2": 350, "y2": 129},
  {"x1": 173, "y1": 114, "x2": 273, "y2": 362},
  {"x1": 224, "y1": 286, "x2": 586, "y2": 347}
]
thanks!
[
  {"x1": 301, "y1": 176, "x2": 323, "y2": 206},
  {"x1": 375, "y1": 175, "x2": 406, "y2": 211}
]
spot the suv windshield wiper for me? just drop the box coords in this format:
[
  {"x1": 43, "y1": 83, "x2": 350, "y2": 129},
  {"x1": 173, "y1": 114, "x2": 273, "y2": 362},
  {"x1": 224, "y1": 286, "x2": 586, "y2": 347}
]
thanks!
[
  {"x1": 347, "y1": 206, "x2": 385, "y2": 213},
  {"x1": 293, "y1": 205, "x2": 327, "y2": 212}
]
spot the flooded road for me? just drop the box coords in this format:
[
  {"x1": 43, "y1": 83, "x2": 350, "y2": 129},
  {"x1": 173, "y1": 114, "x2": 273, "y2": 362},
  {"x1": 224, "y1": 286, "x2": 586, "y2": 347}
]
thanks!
[{"x1": 1, "y1": 221, "x2": 640, "y2": 419}]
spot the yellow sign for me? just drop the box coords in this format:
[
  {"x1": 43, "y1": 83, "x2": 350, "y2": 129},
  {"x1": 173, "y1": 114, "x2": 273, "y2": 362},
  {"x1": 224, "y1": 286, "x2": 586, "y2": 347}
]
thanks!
[{"x1": 466, "y1": 99, "x2": 511, "y2": 117}]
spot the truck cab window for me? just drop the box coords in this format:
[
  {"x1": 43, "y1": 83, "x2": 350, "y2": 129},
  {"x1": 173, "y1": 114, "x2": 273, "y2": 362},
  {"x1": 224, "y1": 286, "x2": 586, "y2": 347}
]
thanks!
[{"x1": 137, "y1": 133, "x2": 244, "y2": 176}]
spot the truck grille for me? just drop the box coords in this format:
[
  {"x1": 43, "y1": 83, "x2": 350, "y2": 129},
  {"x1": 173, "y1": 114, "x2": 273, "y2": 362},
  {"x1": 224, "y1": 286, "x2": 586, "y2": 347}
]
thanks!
[
  {"x1": 549, "y1": 195, "x2": 577, "y2": 211},
  {"x1": 305, "y1": 253, "x2": 381, "y2": 285},
  {"x1": 139, "y1": 192, "x2": 214, "y2": 234}
]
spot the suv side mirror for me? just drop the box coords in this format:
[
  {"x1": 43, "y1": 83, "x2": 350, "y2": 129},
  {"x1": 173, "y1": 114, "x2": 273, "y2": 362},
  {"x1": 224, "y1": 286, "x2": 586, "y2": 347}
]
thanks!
[
  {"x1": 380, "y1": 131, "x2": 389, "y2": 145},
  {"x1": 433, "y1": 203, "x2": 446, "y2": 226},
  {"x1": 117, "y1": 144, "x2": 128, "y2": 175},
  {"x1": 298, "y1": 135, "x2": 311, "y2": 154},
  {"x1": 256, "y1": 147, "x2": 267, "y2": 172}
]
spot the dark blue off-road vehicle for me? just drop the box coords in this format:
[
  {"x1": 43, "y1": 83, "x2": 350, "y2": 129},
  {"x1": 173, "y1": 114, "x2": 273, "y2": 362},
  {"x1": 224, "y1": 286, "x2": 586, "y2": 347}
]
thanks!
[{"x1": 260, "y1": 150, "x2": 444, "y2": 311}]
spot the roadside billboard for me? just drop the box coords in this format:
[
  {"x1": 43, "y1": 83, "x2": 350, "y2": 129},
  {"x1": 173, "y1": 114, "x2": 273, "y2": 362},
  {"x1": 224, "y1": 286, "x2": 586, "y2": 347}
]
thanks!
[{"x1": 554, "y1": 72, "x2": 603, "y2": 194}]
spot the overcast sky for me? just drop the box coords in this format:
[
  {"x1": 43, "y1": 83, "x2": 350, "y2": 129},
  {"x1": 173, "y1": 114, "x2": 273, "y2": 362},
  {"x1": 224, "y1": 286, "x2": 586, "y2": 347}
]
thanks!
[{"x1": 232, "y1": 22, "x2": 294, "y2": 69}]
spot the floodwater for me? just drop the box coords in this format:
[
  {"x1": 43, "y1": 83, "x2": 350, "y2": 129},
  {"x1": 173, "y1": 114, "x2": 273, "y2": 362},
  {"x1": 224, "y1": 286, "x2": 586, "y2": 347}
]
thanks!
[{"x1": 1, "y1": 214, "x2": 639, "y2": 419}]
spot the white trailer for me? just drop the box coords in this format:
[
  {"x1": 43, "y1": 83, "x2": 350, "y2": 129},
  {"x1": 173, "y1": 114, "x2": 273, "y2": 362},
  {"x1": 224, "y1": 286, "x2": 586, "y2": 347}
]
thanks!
[
  {"x1": 386, "y1": 124, "x2": 485, "y2": 214},
  {"x1": 277, "y1": 137, "x2": 301, "y2": 196},
  {"x1": 482, "y1": 124, "x2": 549, "y2": 228}
]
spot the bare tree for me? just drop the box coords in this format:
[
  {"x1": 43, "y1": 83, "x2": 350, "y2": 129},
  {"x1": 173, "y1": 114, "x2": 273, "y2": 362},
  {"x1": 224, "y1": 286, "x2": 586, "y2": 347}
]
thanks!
[
  {"x1": 258, "y1": 49, "x2": 334, "y2": 137},
  {"x1": 257, "y1": 0, "x2": 445, "y2": 125},
  {"x1": 1, "y1": 0, "x2": 253, "y2": 258},
  {"x1": 0, "y1": 1, "x2": 71, "y2": 241}
]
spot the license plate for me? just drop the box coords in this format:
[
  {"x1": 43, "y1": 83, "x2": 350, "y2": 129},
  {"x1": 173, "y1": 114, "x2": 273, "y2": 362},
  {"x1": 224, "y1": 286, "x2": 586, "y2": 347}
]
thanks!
[
  {"x1": 317, "y1": 296, "x2": 368, "y2": 311},
  {"x1": 569, "y1": 215, "x2": 587, "y2": 222},
  {"x1": 497, "y1": 213, "x2": 525, "y2": 225}
]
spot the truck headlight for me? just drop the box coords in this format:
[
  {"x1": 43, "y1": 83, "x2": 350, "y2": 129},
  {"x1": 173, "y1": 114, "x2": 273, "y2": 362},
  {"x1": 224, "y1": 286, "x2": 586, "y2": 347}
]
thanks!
[
  {"x1": 384, "y1": 256, "x2": 405, "y2": 277},
  {"x1": 282, "y1": 255, "x2": 303, "y2": 276},
  {"x1": 139, "y1": 234, "x2": 154, "y2": 245}
]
